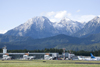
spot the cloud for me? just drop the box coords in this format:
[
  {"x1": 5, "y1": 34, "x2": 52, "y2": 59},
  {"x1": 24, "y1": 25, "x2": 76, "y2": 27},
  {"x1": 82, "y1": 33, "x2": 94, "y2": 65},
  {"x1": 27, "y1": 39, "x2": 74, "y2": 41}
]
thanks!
[
  {"x1": 49, "y1": 19, "x2": 57, "y2": 22},
  {"x1": 71, "y1": 15, "x2": 96, "y2": 23},
  {"x1": 98, "y1": 15, "x2": 100, "y2": 17},
  {"x1": 54, "y1": 11, "x2": 67, "y2": 19},
  {"x1": 41, "y1": 10, "x2": 71, "y2": 22},
  {"x1": 79, "y1": 15, "x2": 95, "y2": 22},
  {"x1": 41, "y1": 11, "x2": 99, "y2": 23},
  {"x1": 0, "y1": 30, "x2": 7, "y2": 34},
  {"x1": 46, "y1": 11, "x2": 55, "y2": 17},
  {"x1": 76, "y1": 10, "x2": 80, "y2": 12}
]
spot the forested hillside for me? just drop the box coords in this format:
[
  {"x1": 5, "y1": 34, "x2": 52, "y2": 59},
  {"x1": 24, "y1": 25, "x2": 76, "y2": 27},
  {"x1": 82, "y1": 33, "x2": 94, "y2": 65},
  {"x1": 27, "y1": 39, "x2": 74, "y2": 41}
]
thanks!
[{"x1": 0, "y1": 34, "x2": 100, "y2": 51}]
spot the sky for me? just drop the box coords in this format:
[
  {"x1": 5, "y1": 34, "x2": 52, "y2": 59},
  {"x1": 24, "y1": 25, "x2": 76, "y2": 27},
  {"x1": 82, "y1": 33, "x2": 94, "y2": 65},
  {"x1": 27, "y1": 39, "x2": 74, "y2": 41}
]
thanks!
[{"x1": 0, "y1": 0, "x2": 100, "y2": 34}]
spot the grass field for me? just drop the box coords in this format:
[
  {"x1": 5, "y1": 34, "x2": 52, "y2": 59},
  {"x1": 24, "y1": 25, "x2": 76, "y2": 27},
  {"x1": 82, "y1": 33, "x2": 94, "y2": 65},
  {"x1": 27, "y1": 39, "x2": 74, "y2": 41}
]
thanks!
[{"x1": 0, "y1": 60, "x2": 100, "y2": 67}]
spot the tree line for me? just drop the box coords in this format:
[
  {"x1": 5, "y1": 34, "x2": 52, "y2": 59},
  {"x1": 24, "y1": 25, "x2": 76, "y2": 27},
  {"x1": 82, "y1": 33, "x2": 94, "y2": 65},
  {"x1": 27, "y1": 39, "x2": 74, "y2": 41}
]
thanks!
[{"x1": 0, "y1": 48, "x2": 100, "y2": 56}]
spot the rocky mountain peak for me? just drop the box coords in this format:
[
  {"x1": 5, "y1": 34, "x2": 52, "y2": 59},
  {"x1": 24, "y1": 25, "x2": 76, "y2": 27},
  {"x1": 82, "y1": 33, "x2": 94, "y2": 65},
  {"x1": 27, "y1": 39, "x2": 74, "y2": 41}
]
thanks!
[
  {"x1": 31, "y1": 16, "x2": 50, "y2": 22},
  {"x1": 90, "y1": 16, "x2": 100, "y2": 23},
  {"x1": 61, "y1": 17, "x2": 71, "y2": 22}
]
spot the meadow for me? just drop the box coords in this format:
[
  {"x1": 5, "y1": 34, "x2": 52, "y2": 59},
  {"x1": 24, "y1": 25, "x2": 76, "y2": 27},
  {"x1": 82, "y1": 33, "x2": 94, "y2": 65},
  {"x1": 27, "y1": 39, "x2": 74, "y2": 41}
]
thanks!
[{"x1": 0, "y1": 60, "x2": 100, "y2": 67}]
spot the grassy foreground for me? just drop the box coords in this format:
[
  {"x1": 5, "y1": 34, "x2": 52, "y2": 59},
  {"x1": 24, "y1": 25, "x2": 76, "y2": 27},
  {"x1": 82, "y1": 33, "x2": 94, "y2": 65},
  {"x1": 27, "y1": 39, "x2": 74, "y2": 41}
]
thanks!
[{"x1": 0, "y1": 60, "x2": 100, "y2": 67}]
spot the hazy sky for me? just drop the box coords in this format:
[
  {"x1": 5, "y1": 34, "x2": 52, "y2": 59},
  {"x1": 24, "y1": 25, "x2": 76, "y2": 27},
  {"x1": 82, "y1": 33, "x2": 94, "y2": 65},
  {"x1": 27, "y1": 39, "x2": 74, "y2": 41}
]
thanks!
[{"x1": 0, "y1": 0, "x2": 100, "y2": 34}]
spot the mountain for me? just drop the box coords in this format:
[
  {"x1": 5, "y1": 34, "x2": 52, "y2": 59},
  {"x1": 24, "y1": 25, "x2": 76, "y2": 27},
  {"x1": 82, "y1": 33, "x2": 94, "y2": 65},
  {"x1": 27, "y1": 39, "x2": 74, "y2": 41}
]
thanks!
[
  {"x1": 0, "y1": 34, "x2": 100, "y2": 51},
  {"x1": 2, "y1": 16, "x2": 100, "y2": 51},
  {"x1": 5, "y1": 16, "x2": 57, "y2": 39},
  {"x1": 0, "y1": 34, "x2": 33, "y2": 42},
  {"x1": 5, "y1": 16, "x2": 84, "y2": 39},
  {"x1": 73, "y1": 16, "x2": 100, "y2": 37},
  {"x1": 53, "y1": 17, "x2": 84, "y2": 35}
]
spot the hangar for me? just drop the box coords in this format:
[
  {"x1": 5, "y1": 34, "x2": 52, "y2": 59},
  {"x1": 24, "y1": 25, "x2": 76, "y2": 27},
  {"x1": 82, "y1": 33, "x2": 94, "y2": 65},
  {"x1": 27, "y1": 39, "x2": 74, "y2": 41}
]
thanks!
[{"x1": 0, "y1": 46, "x2": 58, "y2": 60}]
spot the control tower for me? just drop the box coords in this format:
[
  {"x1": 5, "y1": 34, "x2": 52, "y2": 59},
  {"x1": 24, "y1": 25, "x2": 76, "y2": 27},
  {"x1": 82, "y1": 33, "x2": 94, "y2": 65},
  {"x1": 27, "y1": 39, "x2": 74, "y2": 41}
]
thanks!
[{"x1": 3, "y1": 46, "x2": 7, "y2": 53}]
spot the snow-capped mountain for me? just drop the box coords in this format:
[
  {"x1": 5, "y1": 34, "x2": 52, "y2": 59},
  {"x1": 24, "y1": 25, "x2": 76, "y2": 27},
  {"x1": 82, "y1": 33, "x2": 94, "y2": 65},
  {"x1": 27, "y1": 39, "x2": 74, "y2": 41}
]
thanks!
[
  {"x1": 73, "y1": 16, "x2": 100, "y2": 37},
  {"x1": 5, "y1": 16, "x2": 57, "y2": 38},
  {"x1": 5, "y1": 16, "x2": 84, "y2": 39},
  {"x1": 14, "y1": 16, "x2": 53, "y2": 32},
  {"x1": 53, "y1": 17, "x2": 84, "y2": 35}
]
